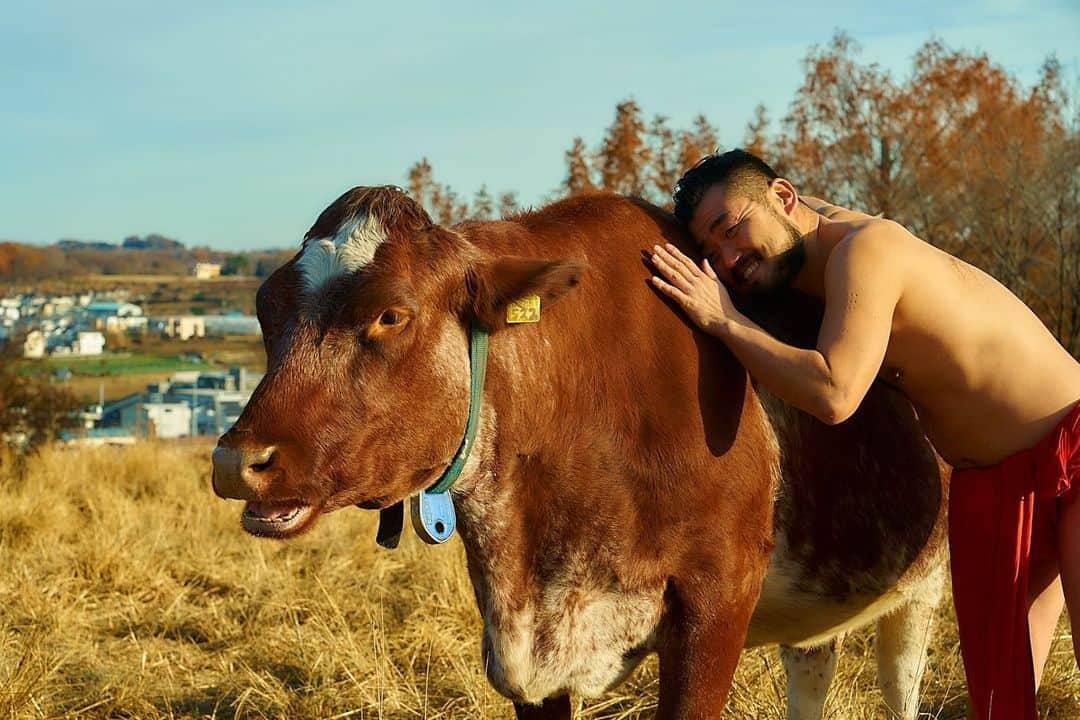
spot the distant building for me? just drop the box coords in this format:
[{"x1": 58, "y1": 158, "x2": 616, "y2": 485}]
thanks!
[
  {"x1": 1, "y1": 303, "x2": 20, "y2": 324},
  {"x1": 202, "y1": 314, "x2": 261, "y2": 337},
  {"x1": 100, "y1": 395, "x2": 192, "y2": 439},
  {"x1": 105, "y1": 315, "x2": 148, "y2": 334},
  {"x1": 194, "y1": 262, "x2": 221, "y2": 280},
  {"x1": 86, "y1": 301, "x2": 143, "y2": 331},
  {"x1": 143, "y1": 401, "x2": 192, "y2": 439},
  {"x1": 42, "y1": 297, "x2": 75, "y2": 317},
  {"x1": 86, "y1": 301, "x2": 142, "y2": 319},
  {"x1": 74, "y1": 331, "x2": 105, "y2": 356},
  {"x1": 23, "y1": 330, "x2": 45, "y2": 359},
  {"x1": 162, "y1": 316, "x2": 206, "y2": 340},
  {"x1": 89, "y1": 366, "x2": 262, "y2": 440}
]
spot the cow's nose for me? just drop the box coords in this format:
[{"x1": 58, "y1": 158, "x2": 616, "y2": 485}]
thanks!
[{"x1": 212, "y1": 443, "x2": 278, "y2": 500}]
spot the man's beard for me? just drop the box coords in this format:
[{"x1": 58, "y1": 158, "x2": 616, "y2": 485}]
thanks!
[{"x1": 732, "y1": 219, "x2": 806, "y2": 299}]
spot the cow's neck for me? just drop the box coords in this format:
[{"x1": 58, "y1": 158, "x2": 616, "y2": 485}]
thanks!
[
  {"x1": 447, "y1": 321, "x2": 572, "y2": 596},
  {"x1": 444, "y1": 222, "x2": 602, "y2": 596}
]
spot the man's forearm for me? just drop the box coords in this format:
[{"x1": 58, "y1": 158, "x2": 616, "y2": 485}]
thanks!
[{"x1": 713, "y1": 313, "x2": 845, "y2": 424}]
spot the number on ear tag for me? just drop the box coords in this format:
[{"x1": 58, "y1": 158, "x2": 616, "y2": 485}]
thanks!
[
  {"x1": 506, "y1": 294, "x2": 541, "y2": 324},
  {"x1": 410, "y1": 489, "x2": 457, "y2": 544}
]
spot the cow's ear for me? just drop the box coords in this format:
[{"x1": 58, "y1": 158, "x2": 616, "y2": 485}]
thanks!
[{"x1": 467, "y1": 255, "x2": 587, "y2": 331}]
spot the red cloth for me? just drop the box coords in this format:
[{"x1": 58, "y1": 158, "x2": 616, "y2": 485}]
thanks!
[{"x1": 948, "y1": 401, "x2": 1080, "y2": 720}]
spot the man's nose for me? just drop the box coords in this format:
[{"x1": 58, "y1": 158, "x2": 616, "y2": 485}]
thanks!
[
  {"x1": 212, "y1": 442, "x2": 278, "y2": 500},
  {"x1": 720, "y1": 246, "x2": 744, "y2": 270}
]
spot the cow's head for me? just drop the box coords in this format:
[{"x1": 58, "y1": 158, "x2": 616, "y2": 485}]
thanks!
[{"x1": 212, "y1": 186, "x2": 585, "y2": 538}]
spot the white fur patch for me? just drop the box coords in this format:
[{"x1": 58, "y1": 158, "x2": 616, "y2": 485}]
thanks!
[
  {"x1": 481, "y1": 569, "x2": 662, "y2": 703},
  {"x1": 296, "y1": 213, "x2": 386, "y2": 296}
]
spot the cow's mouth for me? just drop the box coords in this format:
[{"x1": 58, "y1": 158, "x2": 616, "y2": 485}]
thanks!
[{"x1": 241, "y1": 500, "x2": 318, "y2": 538}]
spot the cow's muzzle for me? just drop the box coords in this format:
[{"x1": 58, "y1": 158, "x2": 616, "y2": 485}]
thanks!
[{"x1": 212, "y1": 442, "x2": 277, "y2": 501}]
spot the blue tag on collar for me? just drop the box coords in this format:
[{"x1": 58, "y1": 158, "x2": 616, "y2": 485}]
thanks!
[{"x1": 410, "y1": 489, "x2": 457, "y2": 544}]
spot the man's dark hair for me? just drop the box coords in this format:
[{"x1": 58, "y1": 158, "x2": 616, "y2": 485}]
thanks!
[{"x1": 672, "y1": 149, "x2": 780, "y2": 225}]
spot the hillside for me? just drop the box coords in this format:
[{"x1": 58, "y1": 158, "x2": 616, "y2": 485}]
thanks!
[{"x1": 0, "y1": 238, "x2": 294, "y2": 287}]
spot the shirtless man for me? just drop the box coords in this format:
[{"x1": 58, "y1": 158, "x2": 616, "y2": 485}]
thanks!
[{"x1": 648, "y1": 149, "x2": 1080, "y2": 719}]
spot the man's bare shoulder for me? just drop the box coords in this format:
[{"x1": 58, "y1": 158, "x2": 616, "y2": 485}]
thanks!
[{"x1": 824, "y1": 217, "x2": 918, "y2": 274}]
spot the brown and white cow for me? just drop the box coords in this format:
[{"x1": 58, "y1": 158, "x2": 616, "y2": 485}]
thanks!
[{"x1": 212, "y1": 186, "x2": 947, "y2": 719}]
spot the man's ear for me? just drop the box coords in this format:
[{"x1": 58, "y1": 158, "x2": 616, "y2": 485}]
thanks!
[
  {"x1": 467, "y1": 255, "x2": 588, "y2": 330},
  {"x1": 770, "y1": 178, "x2": 799, "y2": 217}
]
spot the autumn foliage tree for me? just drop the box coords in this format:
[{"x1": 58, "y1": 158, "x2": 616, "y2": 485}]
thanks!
[
  {"x1": 560, "y1": 104, "x2": 719, "y2": 208},
  {"x1": 766, "y1": 33, "x2": 1079, "y2": 355},
  {"x1": 0, "y1": 342, "x2": 81, "y2": 453},
  {"x1": 405, "y1": 157, "x2": 519, "y2": 225}
]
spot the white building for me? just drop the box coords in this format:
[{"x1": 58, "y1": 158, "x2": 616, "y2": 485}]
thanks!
[
  {"x1": 203, "y1": 314, "x2": 261, "y2": 337},
  {"x1": 194, "y1": 262, "x2": 221, "y2": 280},
  {"x1": 105, "y1": 315, "x2": 148, "y2": 334},
  {"x1": 23, "y1": 330, "x2": 45, "y2": 359},
  {"x1": 143, "y1": 402, "x2": 192, "y2": 439},
  {"x1": 100, "y1": 395, "x2": 192, "y2": 439},
  {"x1": 163, "y1": 316, "x2": 206, "y2": 340},
  {"x1": 74, "y1": 331, "x2": 105, "y2": 356}
]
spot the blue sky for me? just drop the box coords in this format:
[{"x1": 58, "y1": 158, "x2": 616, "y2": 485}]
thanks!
[{"x1": 2, "y1": 1, "x2": 1077, "y2": 250}]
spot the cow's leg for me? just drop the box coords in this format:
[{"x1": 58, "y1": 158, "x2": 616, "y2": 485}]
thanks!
[
  {"x1": 656, "y1": 628, "x2": 747, "y2": 719},
  {"x1": 655, "y1": 589, "x2": 760, "y2": 718},
  {"x1": 779, "y1": 637, "x2": 840, "y2": 720},
  {"x1": 513, "y1": 695, "x2": 572, "y2": 719},
  {"x1": 875, "y1": 571, "x2": 944, "y2": 720}
]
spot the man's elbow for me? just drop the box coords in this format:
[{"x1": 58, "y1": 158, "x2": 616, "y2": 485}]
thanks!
[{"x1": 813, "y1": 390, "x2": 859, "y2": 426}]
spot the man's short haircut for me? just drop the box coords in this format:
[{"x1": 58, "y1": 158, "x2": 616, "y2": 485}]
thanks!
[{"x1": 672, "y1": 149, "x2": 780, "y2": 225}]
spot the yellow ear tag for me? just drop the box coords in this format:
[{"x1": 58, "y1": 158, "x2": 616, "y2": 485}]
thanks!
[{"x1": 506, "y1": 294, "x2": 541, "y2": 324}]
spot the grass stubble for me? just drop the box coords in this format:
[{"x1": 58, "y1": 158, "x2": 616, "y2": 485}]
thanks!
[{"x1": 0, "y1": 444, "x2": 1076, "y2": 719}]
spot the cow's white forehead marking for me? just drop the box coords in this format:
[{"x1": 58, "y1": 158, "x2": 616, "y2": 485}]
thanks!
[{"x1": 296, "y1": 213, "x2": 386, "y2": 295}]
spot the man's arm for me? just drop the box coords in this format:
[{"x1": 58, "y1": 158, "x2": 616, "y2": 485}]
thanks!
[
  {"x1": 650, "y1": 225, "x2": 903, "y2": 424},
  {"x1": 722, "y1": 230, "x2": 900, "y2": 423}
]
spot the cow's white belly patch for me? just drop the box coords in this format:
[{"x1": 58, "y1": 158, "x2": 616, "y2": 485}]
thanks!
[
  {"x1": 747, "y1": 533, "x2": 918, "y2": 648},
  {"x1": 481, "y1": 583, "x2": 663, "y2": 703}
]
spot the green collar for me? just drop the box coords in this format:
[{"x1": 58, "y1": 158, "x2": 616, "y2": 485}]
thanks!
[
  {"x1": 372, "y1": 320, "x2": 490, "y2": 548},
  {"x1": 428, "y1": 320, "x2": 490, "y2": 493}
]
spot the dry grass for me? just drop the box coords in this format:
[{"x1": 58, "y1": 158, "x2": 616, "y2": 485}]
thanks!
[{"x1": 0, "y1": 444, "x2": 1076, "y2": 719}]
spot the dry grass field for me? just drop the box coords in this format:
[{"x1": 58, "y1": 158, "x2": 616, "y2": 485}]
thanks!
[{"x1": 1, "y1": 443, "x2": 1076, "y2": 719}]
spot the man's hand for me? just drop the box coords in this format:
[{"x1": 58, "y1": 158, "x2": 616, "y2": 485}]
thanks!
[{"x1": 649, "y1": 243, "x2": 737, "y2": 334}]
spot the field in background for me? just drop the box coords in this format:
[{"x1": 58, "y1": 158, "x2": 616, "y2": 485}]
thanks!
[
  {"x1": 1, "y1": 444, "x2": 1077, "y2": 719},
  {"x1": 15, "y1": 337, "x2": 265, "y2": 404},
  {"x1": 19, "y1": 274, "x2": 264, "y2": 318}
]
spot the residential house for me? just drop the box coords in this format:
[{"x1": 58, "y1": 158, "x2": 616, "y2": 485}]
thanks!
[
  {"x1": 23, "y1": 330, "x2": 45, "y2": 359},
  {"x1": 194, "y1": 262, "x2": 221, "y2": 279},
  {"x1": 162, "y1": 316, "x2": 206, "y2": 340},
  {"x1": 74, "y1": 331, "x2": 105, "y2": 356}
]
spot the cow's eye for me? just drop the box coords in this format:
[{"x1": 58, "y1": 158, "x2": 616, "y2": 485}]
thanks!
[{"x1": 379, "y1": 309, "x2": 401, "y2": 326}]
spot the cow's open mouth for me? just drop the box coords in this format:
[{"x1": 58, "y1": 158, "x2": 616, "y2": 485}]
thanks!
[{"x1": 241, "y1": 500, "x2": 318, "y2": 538}]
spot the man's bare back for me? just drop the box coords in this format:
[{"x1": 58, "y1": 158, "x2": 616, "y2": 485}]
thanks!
[{"x1": 806, "y1": 202, "x2": 1080, "y2": 467}]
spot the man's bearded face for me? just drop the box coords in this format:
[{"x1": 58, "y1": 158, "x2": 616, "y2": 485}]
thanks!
[{"x1": 688, "y1": 183, "x2": 806, "y2": 298}]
